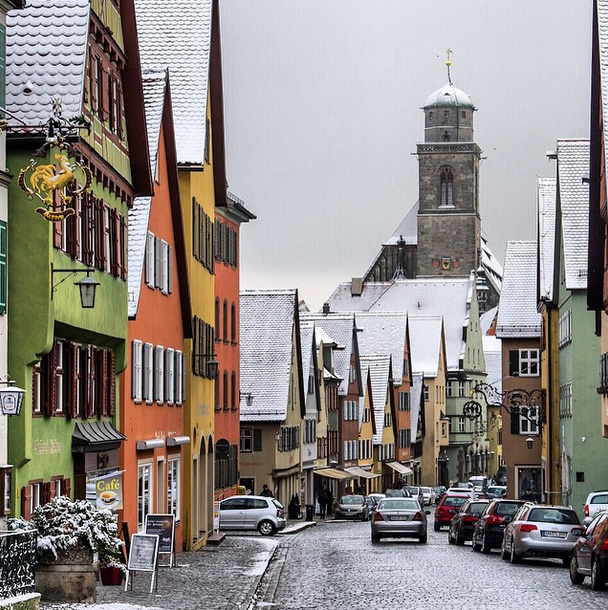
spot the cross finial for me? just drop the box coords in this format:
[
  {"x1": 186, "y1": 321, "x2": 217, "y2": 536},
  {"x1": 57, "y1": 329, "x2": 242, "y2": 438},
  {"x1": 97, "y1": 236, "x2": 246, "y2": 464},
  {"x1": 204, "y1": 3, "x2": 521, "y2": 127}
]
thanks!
[{"x1": 446, "y1": 48, "x2": 453, "y2": 84}]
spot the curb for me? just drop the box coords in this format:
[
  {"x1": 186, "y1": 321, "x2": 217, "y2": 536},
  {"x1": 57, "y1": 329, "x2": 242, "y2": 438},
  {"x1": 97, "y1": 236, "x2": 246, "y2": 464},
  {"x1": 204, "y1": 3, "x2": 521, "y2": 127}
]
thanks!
[{"x1": 239, "y1": 543, "x2": 280, "y2": 610}]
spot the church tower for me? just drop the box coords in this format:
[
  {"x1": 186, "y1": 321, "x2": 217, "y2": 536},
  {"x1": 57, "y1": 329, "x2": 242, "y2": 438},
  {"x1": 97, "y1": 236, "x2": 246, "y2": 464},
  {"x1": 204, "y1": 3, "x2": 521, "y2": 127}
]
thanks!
[{"x1": 416, "y1": 56, "x2": 482, "y2": 277}]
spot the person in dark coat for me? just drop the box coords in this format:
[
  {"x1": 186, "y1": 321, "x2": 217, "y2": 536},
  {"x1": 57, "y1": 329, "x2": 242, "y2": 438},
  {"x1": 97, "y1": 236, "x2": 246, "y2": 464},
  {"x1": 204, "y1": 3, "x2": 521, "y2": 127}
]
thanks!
[
  {"x1": 325, "y1": 488, "x2": 334, "y2": 516},
  {"x1": 318, "y1": 489, "x2": 328, "y2": 519}
]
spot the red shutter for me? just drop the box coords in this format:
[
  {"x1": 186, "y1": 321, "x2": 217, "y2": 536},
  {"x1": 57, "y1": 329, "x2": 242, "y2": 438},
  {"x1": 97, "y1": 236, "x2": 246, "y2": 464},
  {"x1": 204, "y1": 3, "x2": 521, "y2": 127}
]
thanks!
[
  {"x1": 69, "y1": 343, "x2": 80, "y2": 418},
  {"x1": 117, "y1": 83, "x2": 124, "y2": 139},
  {"x1": 21, "y1": 485, "x2": 32, "y2": 519},
  {"x1": 42, "y1": 482, "x2": 52, "y2": 505},
  {"x1": 101, "y1": 61, "x2": 109, "y2": 121},
  {"x1": 49, "y1": 481, "x2": 57, "y2": 500},
  {"x1": 87, "y1": 346, "x2": 96, "y2": 418},
  {"x1": 108, "y1": 350, "x2": 116, "y2": 416},
  {"x1": 73, "y1": 188, "x2": 81, "y2": 260},
  {"x1": 95, "y1": 197, "x2": 105, "y2": 270},
  {"x1": 110, "y1": 208, "x2": 118, "y2": 276},
  {"x1": 53, "y1": 191, "x2": 63, "y2": 249},
  {"x1": 63, "y1": 478, "x2": 71, "y2": 500},
  {"x1": 42, "y1": 344, "x2": 57, "y2": 417},
  {"x1": 98, "y1": 349, "x2": 107, "y2": 416},
  {"x1": 120, "y1": 214, "x2": 127, "y2": 279},
  {"x1": 89, "y1": 54, "x2": 97, "y2": 112}
]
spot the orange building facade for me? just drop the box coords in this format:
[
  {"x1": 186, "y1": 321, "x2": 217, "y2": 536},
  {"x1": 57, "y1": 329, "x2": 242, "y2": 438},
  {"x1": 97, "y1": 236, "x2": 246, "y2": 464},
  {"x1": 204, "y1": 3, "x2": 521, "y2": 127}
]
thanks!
[{"x1": 119, "y1": 72, "x2": 192, "y2": 551}]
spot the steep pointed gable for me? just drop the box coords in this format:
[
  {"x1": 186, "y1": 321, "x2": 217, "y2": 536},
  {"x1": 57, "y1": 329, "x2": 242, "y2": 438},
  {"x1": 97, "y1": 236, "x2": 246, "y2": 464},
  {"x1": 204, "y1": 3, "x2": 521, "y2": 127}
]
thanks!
[
  {"x1": 360, "y1": 354, "x2": 391, "y2": 445},
  {"x1": 537, "y1": 177, "x2": 557, "y2": 301},
  {"x1": 135, "y1": 0, "x2": 212, "y2": 166},
  {"x1": 240, "y1": 289, "x2": 298, "y2": 421}
]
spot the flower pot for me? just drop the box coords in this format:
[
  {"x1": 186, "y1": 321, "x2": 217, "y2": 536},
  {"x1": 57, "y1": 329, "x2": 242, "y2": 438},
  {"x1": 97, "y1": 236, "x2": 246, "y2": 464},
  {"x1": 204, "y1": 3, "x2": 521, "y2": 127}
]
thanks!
[{"x1": 100, "y1": 566, "x2": 124, "y2": 586}]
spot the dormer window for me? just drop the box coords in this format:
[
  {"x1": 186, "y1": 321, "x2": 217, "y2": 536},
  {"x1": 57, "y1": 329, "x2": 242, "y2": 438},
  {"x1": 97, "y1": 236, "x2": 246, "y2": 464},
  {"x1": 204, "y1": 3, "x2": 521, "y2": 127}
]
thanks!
[{"x1": 440, "y1": 168, "x2": 454, "y2": 206}]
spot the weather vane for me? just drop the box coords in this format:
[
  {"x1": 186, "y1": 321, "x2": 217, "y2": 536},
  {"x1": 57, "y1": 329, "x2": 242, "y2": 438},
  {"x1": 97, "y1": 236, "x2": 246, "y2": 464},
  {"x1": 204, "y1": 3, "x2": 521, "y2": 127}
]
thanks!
[{"x1": 446, "y1": 48, "x2": 453, "y2": 84}]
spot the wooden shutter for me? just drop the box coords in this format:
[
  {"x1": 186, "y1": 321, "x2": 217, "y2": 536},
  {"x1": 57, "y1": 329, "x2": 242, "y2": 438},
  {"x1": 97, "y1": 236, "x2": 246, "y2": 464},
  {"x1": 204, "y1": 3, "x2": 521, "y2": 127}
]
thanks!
[
  {"x1": 109, "y1": 208, "x2": 118, "y2": 275},
  {"x1": 0, "y1": 221, "x2": 6, "y2": 314},
  {"x1": 120, "y1": 214, "x2": 127, "y2": 279},
  {"x1": 86, "y1": 346, "x2": 95, "y2": 418},
  {"x1": 73, "y1": 187, "x2": 81, "y2": 260},
  {"x1": 108, "y1": 350, "x2": 116, "y2": 416},
  {"x1": 53, "y1": 192, "x2": 63, "y2": 249},
  {"x1": 509, "y1": 350, "x2": 520, "y2": 376},
  {"x1": 167, "y1": 244, "x2": 173, "y2": 294},
  {"x1": 510, "y1": 410, "x2": 520, "y2": 435},
  {"x1": 42, "y1": 343, "x2": 57, "y2": 417},
  {"x1": 21, "y1": 485, "x2": 32, "y2": 519},
  {"x1": 253, "y1": 429, "x2": 262, "y2": 452},
  {"x1": 155, "y1": 236, "x2": 162, "y2": 288},
  {"x1": 63, "y1": 477, "x2": 71, "y2": 500},
  {"x1": 192, "y1": 198, "x2": 197, "y2": 259},
  {"x1": 98, "y1": 349, "x2": 107, "y2": 416},
  {"x1": 94, "y1": 196, "x2": 105, "y2": 270},
  {"x1": 42, "y1": 482, "x2": 52, "y2": 505},
  {"x1": 69, "y1": 343, "x2": 80, "y2": 418}
]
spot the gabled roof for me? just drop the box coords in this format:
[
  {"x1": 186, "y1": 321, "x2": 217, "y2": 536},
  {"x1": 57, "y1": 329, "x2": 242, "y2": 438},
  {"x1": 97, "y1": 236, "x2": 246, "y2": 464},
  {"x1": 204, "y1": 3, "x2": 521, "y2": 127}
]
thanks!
[
  {"x1": 496, "y1": 241, "x2": 541, "y2": 338},
  {"x1": 300, "y1": 313, "x2": 359, "y2": 397},
  {"x1": 482, "y1": 335, "x2": 502, "y2": 395},
  {"x1": 383, "y1": 200, "x2": 419, "y2": 247},
  {"x1": 410, "y1": 373, "x2": 423, "y2": 441},
  {"x1": 408, "y1": 316, "x2": 443, "y2": 377},
  {"x1": 328, "y1": 277, "x2": 472, "y2": 372},
  {"x1": 240, "y1": 289, "x2": 299, "y2": 422},
  {"x1": 359, "y1": 354, "x2": 391, "y2": 445},
  {"x1": 481, "y1": 235, "x2": 503, "y2": 293},
  {"x1": 353, "y1": 312, "x2": 408, "y2": 384},
  {"x1": 556, "y1": 139, "x2": 590, "y2": 290},
  {"x1": 6, "y1": 0, "x2": 90, "y2": 126},
  {"x1": 537, "y1": 177, "x2": 557, "y2": 301},
  {"x1": 134, "y1": 0, "x2": 212, "y2": 166}
]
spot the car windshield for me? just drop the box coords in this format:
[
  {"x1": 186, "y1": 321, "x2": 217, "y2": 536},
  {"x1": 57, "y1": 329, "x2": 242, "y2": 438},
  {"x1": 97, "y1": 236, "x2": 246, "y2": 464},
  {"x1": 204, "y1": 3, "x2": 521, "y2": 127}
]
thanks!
[
  {"x1": 421, "y1": 487, "x2": 431, "y2": 494},
  {"x1": 380, "y1": 499, "x2": 419, "y2": 511},
  {"x1": 443, "y1": 497, "x2": 467, "y2": 507},
  {"x1": 469, "y1": 503, "x2": 488, "y2": 515},
  {"x1": 340, "y1": 495, "x2": 364, "y2": 505},
  {"x1": 528, "y1": 508, "x2": 579, "y2": 524},
  {"x1": 496, "y1": 502, "x2": 523, "y2": 516}
]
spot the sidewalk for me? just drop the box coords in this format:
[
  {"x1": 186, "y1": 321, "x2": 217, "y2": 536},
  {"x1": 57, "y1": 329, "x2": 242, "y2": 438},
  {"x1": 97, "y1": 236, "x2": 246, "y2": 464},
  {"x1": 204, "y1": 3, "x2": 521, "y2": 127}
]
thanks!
[{"x1": 39, "y1": 522, "x2": 316, "y2": 610}]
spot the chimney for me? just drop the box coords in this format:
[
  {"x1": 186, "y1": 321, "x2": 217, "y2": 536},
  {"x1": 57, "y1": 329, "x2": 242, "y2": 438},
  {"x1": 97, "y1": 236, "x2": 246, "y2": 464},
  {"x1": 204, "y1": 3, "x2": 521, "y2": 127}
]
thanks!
[
  {"x1": 351, "y1": 277, "x2": 363, "y2": 296},
  {"x1": 322, "y1": 302, "x2": 330, "y2": 315}
]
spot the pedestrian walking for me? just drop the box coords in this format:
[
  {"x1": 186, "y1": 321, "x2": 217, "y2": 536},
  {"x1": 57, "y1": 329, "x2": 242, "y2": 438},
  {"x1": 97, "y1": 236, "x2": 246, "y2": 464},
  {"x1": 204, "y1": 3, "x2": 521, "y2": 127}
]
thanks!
[
  {"x1": 318, "y1": 489, "x2": 328, "y2": 519},
  {"x1": 325, "y1": 488, "x2": 334, "y2": 516},
  {"x1": 259, "y1": 484, "x2": 274, "y2": 498}
]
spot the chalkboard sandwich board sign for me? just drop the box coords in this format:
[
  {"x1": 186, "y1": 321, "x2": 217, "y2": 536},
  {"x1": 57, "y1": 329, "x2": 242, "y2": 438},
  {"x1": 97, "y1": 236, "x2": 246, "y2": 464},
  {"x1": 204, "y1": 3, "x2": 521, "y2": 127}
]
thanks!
[
  {"x1": 125, "y1": 533, "x2": 159, "y2": 593},
  {"x1": 145, "y1": 514, "x2": 175, "y2": 555}
]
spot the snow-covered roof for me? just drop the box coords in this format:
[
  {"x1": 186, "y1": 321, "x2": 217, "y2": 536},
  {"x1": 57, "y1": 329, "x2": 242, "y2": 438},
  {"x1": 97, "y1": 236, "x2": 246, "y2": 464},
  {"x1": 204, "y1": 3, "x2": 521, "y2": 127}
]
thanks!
[
  {"x1": 557, "y1": 139, "x2": 590, "y2": 290},
  {"x1": 327, "y1": 277, "x2": 472, "y2": 372},
  {"x1": 480, "y1": 306, "x2": 498, "y2": 335},
  {"x1": 482, "y1": 335, "x2": 502, "y2": 395},
  {"x1": 359, "y1": 354, "x2": 391, "y2": 445},
  {"x1": 408, "y1": 316, "x2": 443, "y2": 377},
  {"x1": 424, "y1": 81, "x2": 475, "y2": 109},
  {"x1": 353, "y1": 312, "x2": 408, "y2": 384},
  {"x1": 537, "y1": 177, "x2": 557, "y2": 300},
  {"x1": 597, "y1": 1, "x2": 608, "y2": 195},
  {"x1": 410, "y1": 373, "x2": 423, "y2": 441},
  {"x1": 300, "y1": 313, "x2": 358, "y2": 397},
  {"x1": 383, "y1": 201, "x2": 419, "y2": 247},
  {"x1": 240, "y1": 289, "x2": 298, "y2": 421},
  {"x1": 6, "y1": 0, "x2": 90, "y2": 126},
  {"x1": 128, "y1": 69, "x2": 168, "y2": 317},
  {"x1": 300, "y1": 320, "x2": 315, "y2": 393},
  {"x1": 135, "y1": 0, "x2": 212, "y2": 165},
  {"x1": 496, "y1": 241, "x2": 541, "y2": 339},
  {"x1": 481, "y1": 235, "x2": 503, "y2": 292}
]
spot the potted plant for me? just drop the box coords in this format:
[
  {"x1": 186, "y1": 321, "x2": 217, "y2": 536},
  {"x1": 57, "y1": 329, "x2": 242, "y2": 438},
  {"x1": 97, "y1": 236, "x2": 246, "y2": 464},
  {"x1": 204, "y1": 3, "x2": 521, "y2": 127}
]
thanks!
[{"x1": 9, "y1": 496, "x2": 126, "y2": 599}]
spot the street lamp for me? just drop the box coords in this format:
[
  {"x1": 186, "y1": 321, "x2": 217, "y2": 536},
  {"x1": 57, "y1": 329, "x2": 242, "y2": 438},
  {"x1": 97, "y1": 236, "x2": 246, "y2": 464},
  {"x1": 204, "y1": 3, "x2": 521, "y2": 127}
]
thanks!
[
  {"x1": 0, "y1": 378, "x2": 26, "y2": 416},
  {"x1": 51, "y1": 264, "x2": 100, "y2": 309},
  {"x1": 192, "y1": 354, "x2": 219, "y2": 379},
  {"x1": 525, "y1": 437, "x2": 535, "y2": 450},
  {"x1": 239, "y1": 391, "x2": 253, "y2": 406}
]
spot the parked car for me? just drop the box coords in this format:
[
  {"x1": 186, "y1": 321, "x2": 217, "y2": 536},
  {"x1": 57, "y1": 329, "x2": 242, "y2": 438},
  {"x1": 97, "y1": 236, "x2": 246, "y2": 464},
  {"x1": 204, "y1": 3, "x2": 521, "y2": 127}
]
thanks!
[
  {"x1": 365, "y1": 493, "x2": 386, "y2": 514},
  {"x1": 420, "y1": 486, "x2": 436, "y2": 506},
  {"x1": 370, "y1": 497, "x2": 429, "y2": 543},
  {"x1": 501, "y1": 504, "x2": 582, "y2": 564},
  {"x1": 569, "y1": 511, "x2": 608, "y2": 590},
  {"x1": 434, "y1": 494, "x2": 469, "y2": 531},
  {"x1": 448, "y1": 499, "x2": 490, "y2": 545},
  {"x1": 471, "y1": 499, "x2": 526, "y2": 553},
  {"x1": 335, "y1": 495, "x2": 369, "y2": 521},
  {"x1": 445, "y1": 487, "x2": 475, "y2": 499},
  {"x1": 219, "y1": 495, "x2": 286, "y2": 535},
  {"x1": 469, "y1": 476, "x2": 488, "y2": 498},
  {"x1": 485, "y1": 485, "x2": 507, "y2": 500},
  {"x1": 583, "y1": 490, "x2": 608, "y2": 525},
  {"x1": 406, "y1": 486, "x2": 424, "y2": 504},
  {"x1": 384, "y1": 489, "x2": 412, "y2": 498},
  {"x1": 432, "y1": 486, "x2": 447, "y2": 504}
]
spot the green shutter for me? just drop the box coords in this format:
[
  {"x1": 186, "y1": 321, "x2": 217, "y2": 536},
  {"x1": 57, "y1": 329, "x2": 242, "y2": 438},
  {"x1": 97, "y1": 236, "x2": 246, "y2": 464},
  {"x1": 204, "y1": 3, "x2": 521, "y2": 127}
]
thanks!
[
  {"x1": 0, "y1": 221, "x2": 7, "y2": 314},
  {"x1": 0, "y1": 26, "x2": 6, "y2": 110}
]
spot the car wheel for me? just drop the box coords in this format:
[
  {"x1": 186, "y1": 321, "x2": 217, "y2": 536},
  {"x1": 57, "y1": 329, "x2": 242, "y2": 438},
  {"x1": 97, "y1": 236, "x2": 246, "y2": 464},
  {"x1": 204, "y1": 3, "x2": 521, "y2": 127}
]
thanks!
[
  {"x1": 472, "y1": 538, "x2": 481, "y2": 552},
  {"x1": 591, "y1": 557, "x2": 605, "y2": 591},
  {"x1": 500, "y1": 541, "x2": 509, "y2": 561},
  {"x1": 481, "y1": 534, "x2": 491, "y2": 554},
  {"x1": 419, "y1": 532, "x2": 427, "y2": 544},
  {"x1": 258, "y1": 520, "x2": 277, "y2": 536},
  {"x1": 561, "y1": 556, "x2": 571, "y2": 568},
  {"x1": 448, "y1": 530, "x2": 454, "y2": 544},
  {"x1": 569, "y1": 555, "x2": 585, "y2": 585},
  {"x1": 434, "y1": 522, "x2": 441, "y2": 532},
  {"x1": 455, "y1": 531, "x2": 465, "y2": 546},
  {"x1": 371, "y1": 533, "x2": 381, "y2": 543},
  {"x1": 510, "y1": 545, "x2": 521, "y2": 564}
]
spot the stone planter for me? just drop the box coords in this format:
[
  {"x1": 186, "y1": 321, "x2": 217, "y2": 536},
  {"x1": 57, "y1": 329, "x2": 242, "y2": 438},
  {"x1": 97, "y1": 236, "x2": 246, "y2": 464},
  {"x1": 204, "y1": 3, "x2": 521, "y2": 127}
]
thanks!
[{"x1": 35, "y1": 548, "x2": 97, "y2": 603}]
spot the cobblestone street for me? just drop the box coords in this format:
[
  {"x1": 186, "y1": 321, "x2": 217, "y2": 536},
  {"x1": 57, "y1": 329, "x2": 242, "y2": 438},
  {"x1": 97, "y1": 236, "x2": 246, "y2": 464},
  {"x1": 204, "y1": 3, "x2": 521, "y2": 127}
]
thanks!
[{"x1": 251, "y1": 516, "x2": 608, "y2": 610}]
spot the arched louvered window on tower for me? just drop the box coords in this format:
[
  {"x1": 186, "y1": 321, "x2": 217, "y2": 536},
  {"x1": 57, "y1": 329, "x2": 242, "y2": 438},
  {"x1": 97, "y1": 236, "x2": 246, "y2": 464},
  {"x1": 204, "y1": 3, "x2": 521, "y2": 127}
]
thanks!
[{"x1": 440, "y1": 168, "x2": 454, "y2": 207}]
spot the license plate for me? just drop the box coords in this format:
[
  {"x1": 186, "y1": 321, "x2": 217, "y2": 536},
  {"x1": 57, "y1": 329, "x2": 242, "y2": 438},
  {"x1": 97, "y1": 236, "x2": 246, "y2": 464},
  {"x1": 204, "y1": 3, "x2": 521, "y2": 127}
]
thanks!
[
  {"x1": 541, "y1": 531, "x2": 566, "y2": 538},
  {"x1": 389, "y1": 515, "x2": 409, "y2": 521}
]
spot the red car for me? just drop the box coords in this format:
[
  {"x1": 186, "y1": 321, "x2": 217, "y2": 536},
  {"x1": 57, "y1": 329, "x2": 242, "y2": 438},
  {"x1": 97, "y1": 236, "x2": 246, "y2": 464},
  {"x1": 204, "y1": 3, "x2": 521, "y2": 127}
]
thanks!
[{"x1": 433, "y1": 494, "x2": 469, "y2": 531}]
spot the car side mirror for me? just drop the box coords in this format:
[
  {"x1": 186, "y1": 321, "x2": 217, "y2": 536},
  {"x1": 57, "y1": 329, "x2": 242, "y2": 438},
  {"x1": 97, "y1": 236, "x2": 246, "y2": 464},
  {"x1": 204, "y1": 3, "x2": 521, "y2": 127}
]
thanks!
[{"x1": 425, "y1": 510, "x2": 431, "y2": 515}]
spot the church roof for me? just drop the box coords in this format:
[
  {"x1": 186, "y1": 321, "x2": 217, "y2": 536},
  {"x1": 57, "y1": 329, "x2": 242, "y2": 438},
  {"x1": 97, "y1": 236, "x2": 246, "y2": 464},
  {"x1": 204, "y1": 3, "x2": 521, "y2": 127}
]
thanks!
[
  {"x1": 424, "y1": 81, "x2": 475, "y2": 109},
  {"x1": 408, "y1": 315, "x2": 443, "y2": 377}
]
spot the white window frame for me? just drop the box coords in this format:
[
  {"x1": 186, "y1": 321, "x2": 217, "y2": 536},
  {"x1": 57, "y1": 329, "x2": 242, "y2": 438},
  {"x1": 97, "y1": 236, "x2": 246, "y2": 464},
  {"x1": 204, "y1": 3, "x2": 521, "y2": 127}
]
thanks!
[
  {"x1": 240, "y1": 428, "x2": 252, "y2": 453},
  {"x1": 175, "y1": 350, "x2": 184, "y2": 404},
  {"x1": 154, "y1": 345, "x2": 164, "y2": 404},
  {"x1": 161, "y1": 239, "x2": 169, "y2": 294},
  {"x1": 143, "y1": 343, "x2": 153, "y2": 404},
  {"x1": 165, "y1": 348, "x2": 175, "y2": 404},
  {"x1": 167, "y1": 457, "x2": 181, "y2": 521},
  {"x1": 132, "y1": 340, "x2": 142, "y2": 402},
  {"x1": 519, "y1": 349, "x2": 539, "y2": 377},
  {"x1": 137, "y1": 461, "x2": 153, "y2": 532},
  {"x1": 145, "y1": 232, "x2": 155, "y2": 288},
  {"x1": 457, "y1": 416, "x2": 466, "y2": 433},
  {"x1": 54, "y1": 341, "x2": 64, "y2": 414},
  {"x1": 519, "y1": 406, "x2": 540, "y2": 435}
]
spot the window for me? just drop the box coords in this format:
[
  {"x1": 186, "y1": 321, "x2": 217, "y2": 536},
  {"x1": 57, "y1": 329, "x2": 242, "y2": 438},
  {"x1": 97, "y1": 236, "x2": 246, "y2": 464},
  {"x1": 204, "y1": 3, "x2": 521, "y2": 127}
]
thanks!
[
  {"x1": 343, "y1": 400, "x2": 358, "y2": 421},
  {"x1": 143, "y1": 343, "x2": 153, "y2": 403},
  {"x1": 131, "y1": 340, "x2": 142, "y2": 402},
  {"x1": 223, "y1": 300, "x2": 228, "y2": 342},
  {"x1": 223, "y1": 371, "x2": 228, "y2": 411},
  {"x1": 398, "y1": 392, "x2": 410, "y2": 411},
  {"x1": 167, "y1": 457, "x2": 180, "y2": 521},
  {"x1": 559, "y1": 384, "x2": 572, "y2": 418},
  {"x1": 240, "y1": 428, "x2": 252, "y2": 453},
  {"x1": 165, "y1": 348, "x2": 175, "y2": 404},
  {"x1": 458, "y1": 381, "x2": 465, "y2": 397},
  {"x1": 510, "y1": 349, "x2": 540, "y2": 377},
  {"x1": 175, "y1": 351, "x2": 185, "y2": 405},
  {"x1": 457, "y1": 416, "x2": 466, "y2": 433},
  {"x1": 423, "y1": 385, "x2": 429, "y2": 402},
  {"x1": 440, "y1": 168, "x2": 454, "y2": 206},
  {"x1": 0, "y1": 220, "x2": 6, "y2": 314},
  {"x1": 137, "y1": 463, "x2": 153, "y2": 531},
  {"x1": 558, "y1": 310, "x2": 572, "y2": 348},
  {"x1": 215, "y1": 298, "x2": 220, "y2": 338},
  {"x1": 154, "y1": 346, "x2": 164, "y2": 403},
  {"x1": 231, "y1": 303, "x2": 236, "y2": 343},
  {"x1": 384, "y1": 412, "x2": 392, "y2": 428},
  {"x1": 231, "y1": 373, "x2": 236, "y2": 410},
  {"x1": 519, "y1": 406, "x2": 540, "y2": 435},
  {"x1": 446, "y1": 383, "x2": 453, "y2": 398},
  {"x1": 0, "y1": 466, "x2": 11, "y2": 516}
]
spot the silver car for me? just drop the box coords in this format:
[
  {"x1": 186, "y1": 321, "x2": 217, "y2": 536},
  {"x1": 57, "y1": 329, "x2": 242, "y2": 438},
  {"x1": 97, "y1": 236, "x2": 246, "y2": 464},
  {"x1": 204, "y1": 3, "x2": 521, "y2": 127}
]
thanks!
[
  {"x1": 335, "y1": 494, "x2": 369, "y2": 521},
  {"x1": 501, "y1": 504, "x2": 583, "y2": 564},
  {"x1": 370, "y1": 497, "x2": 429, "y2": 543},
  {"x1": 219, "y1": 495, "x2": 286, "y2": 535}
]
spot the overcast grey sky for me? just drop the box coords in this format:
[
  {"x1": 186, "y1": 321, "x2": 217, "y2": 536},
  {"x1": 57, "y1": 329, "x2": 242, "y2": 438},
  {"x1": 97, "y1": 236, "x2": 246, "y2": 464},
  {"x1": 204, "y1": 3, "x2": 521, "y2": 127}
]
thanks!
[{"x1": 219, "y1": 1, "x2": 591, "y2": 311}]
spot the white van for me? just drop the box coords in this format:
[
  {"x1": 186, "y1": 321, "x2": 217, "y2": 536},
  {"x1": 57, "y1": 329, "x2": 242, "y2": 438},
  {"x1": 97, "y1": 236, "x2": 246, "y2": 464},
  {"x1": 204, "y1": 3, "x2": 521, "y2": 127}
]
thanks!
[{"x1": 468, "y1": 476, "x2": 488, "y2": 498}]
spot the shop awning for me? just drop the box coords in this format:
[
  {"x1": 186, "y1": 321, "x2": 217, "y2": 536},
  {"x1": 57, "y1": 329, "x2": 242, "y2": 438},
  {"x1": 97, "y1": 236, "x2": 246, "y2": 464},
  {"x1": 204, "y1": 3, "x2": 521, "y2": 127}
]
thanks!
[
  {"x1": 314, "y1": 467, "x2": 356, "y2": 480},
  {"x1": 345, "y1": 466, "x2": 380, "y2": 479},
  {"x1": 72, "y1": 420, "x2": 126, "y2": 451},
  {"x1": 385, "y1": 461, "x2": 413, "y2": 476}
]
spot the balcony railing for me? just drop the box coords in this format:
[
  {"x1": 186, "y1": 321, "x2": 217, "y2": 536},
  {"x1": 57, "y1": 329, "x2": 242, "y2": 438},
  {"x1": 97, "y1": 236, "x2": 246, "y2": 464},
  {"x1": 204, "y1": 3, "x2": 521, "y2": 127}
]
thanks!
[{"x1": 0, "y1": 529, "x2": 37, "y2": 600}]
